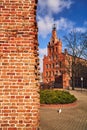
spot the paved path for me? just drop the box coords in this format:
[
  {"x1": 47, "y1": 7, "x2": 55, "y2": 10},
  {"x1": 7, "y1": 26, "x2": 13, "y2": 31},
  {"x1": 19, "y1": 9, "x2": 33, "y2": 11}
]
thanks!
[{"x1": 40, "y1": 89, "x2": 87, "y2": 130}]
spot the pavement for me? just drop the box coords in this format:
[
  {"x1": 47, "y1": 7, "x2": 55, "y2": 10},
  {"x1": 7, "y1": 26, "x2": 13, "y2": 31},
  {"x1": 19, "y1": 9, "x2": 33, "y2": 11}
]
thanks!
[{"x1": 40, "y1": 88, "x2": 87, "y2": 130}]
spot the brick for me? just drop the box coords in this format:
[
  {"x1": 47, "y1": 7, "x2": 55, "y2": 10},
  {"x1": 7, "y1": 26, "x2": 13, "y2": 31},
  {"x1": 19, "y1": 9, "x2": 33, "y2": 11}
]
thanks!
[{"x1": 8, "y1": 129, "x2": 17, "y2": 130}]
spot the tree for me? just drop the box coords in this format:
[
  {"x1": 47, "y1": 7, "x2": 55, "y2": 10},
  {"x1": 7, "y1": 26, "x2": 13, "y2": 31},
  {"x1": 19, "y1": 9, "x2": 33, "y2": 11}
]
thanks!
[
  {"x1": 64, "y1": 30, "x2": 87, "y2": 90},
  {"x1": 81, "y1": 31, "x2": 87, "y2": 59}
]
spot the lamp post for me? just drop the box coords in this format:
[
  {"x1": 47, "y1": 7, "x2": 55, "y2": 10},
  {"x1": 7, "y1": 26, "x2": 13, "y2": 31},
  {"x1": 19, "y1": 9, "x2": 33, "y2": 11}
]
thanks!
[{"x1": 81, "y1": 77, "x2": 83, "y2": 92}]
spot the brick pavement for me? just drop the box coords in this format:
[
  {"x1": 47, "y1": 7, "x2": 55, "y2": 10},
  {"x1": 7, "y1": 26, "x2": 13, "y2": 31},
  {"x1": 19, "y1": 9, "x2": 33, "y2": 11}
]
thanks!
[{"x1": 40, "y1": 89, "x2": 87, "y2": 130}]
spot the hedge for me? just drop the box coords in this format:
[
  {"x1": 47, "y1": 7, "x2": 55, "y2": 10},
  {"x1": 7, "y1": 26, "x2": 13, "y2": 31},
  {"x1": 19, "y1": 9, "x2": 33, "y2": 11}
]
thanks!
[{"x1": 40, "y1": 90, "x2": 77, "y2": 104}]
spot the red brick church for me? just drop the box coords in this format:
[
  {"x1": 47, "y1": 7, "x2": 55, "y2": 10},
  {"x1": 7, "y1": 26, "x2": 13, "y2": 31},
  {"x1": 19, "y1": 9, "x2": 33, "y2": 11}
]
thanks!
[
  {"x1": 43, "y1": 25, "x2": 70, "y2": 89},
  {"x1": 43, "y1": 25, "x2": 87, "y2": 89}
]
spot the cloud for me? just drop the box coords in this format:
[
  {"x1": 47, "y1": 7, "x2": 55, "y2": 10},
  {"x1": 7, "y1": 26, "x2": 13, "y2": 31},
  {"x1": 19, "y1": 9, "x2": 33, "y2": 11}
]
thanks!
[
  {"x1": 56, "y1": 17, "x2": 74, "y2": 30},
  {"x1": 37, "y1": 16, "x2": 74, "y2": 38},
  {"x1": 37, "y1": 15, "x2": 87, "y2": 38},
  {"x1": 75, "y1": 21, "x2": 87, "y2": 33},
  {"x1": 37, "y1": 0, "x2": 74, "y2": 38},
  {"x1": 37, "y1": 15, "x2": 54, "y2": 38},
  {"x1": 39, "y1": 48, "x2": 47, "y2": 72},
  {"x1": 47, "y1": 0, "x2": 73, "y2": 14},
  {"x1": 38, "y1": 0, "x2": 73, "y2": 15},
  {"x1": 75, "y1": 27, "x2": 87, "y2": 33},
  {"x1": 39, "y1": 48, "x2": 47, "y2": 56}
]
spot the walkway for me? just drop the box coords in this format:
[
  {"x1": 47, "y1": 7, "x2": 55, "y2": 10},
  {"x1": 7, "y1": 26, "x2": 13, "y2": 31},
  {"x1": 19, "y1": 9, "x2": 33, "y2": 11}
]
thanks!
[{"x1": 40, "y1": 89, "x2": 87, "y2": 130}]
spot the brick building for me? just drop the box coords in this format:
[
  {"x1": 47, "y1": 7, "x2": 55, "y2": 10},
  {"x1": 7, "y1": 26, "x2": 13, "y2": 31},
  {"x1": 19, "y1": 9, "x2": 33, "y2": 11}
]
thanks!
[
  {"x1": 43, "y1": 25, "x2": 87, "y2": 89},
  {"x1": 0, "y1": 0, "x2": 39, "y2": 130}
]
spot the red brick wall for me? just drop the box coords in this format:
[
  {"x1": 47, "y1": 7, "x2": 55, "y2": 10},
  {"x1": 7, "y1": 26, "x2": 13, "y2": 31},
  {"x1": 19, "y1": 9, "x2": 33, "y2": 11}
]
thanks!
[{"x1": 0, "y1": 0, "x2": 39, "y2": 130}]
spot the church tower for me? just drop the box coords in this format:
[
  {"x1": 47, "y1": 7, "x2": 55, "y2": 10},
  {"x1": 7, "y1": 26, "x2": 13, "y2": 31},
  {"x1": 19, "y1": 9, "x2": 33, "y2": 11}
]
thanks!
[
  {"x1": 43, "y1": 24, "x2": 64, "y2": 86},
  {"x1": 47, "y1": 24, "x2": 62, "y2": 57}
]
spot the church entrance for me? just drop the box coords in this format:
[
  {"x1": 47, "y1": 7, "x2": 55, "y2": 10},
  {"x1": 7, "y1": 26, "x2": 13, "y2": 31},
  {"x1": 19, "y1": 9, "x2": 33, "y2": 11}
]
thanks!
[{"x1": 54, "y1": 75, "x2": 63, "y2": 88}]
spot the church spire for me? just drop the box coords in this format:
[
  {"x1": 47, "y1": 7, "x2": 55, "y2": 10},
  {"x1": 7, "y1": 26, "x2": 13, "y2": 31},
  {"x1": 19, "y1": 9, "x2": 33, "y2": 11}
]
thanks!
[
  {"x1": 52, "y1": 24, "x2": 57, "y2": 39},
  {"x1": 50, "y1": 24, "x2": 58, "y2": 45},
  {"x1": 52, "y1": 24, "x2": 56, "y2": 30}
]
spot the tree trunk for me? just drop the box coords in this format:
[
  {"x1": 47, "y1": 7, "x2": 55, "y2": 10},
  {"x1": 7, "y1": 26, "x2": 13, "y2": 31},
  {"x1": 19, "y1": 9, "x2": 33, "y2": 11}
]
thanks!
[{"x1": 72, "y1": 73, "x2": 75, "y2": 90}]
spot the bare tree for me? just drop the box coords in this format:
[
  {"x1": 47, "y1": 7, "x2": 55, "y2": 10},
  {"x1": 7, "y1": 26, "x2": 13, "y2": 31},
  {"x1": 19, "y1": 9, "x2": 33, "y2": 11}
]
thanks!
[{"x1": 64, "y1": 30, "x2": 87, "y2": 90}]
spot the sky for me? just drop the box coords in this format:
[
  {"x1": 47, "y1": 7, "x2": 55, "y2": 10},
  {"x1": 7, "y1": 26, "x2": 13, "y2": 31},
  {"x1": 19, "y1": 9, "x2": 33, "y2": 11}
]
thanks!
[{"x1": 37, "y1": 0, "x2": 87, "y2": 72}]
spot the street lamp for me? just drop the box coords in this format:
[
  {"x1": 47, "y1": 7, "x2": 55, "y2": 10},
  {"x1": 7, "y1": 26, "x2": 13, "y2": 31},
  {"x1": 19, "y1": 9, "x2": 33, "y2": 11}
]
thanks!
[{"x1": 81, "y1": 77, "x2": 83, "y2": 92}]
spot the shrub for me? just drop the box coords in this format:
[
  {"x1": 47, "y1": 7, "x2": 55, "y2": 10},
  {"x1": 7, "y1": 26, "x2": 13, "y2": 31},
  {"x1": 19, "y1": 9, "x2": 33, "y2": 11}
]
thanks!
[{"x1": 40, "y1": 90, "x2": 77, "y2": 104}]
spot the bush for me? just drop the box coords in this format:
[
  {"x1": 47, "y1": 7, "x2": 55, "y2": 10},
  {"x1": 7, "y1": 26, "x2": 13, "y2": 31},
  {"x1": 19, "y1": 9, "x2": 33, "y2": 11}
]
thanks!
[{"x1": 40, "y1": 90, "x2": 77, "y2": 104}]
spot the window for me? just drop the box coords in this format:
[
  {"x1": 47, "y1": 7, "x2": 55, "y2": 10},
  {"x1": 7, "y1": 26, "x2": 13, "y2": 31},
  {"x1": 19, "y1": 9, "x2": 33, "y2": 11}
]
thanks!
[
  {"x1": 60, "y1": 62, "x2": 62, "y2": 68},
  {"x1": 49, "y1": 64, "x2": 51, "y2": 68},
  {"x1": 56, "y1": 71, "x2": 58, "y2": 75},
  {"x1": 46, "y1": 72, "x2": 48, "y2": 76},
  {"x1": 46, "y1": 64, "x2": 48, "y2": 69},
  {"x1": 56, "y1": 63, "x2": 59, "y2": 68},
  {"x1": 56, "y1": 55, "x2": 58, "y2": 59},
  {"x1": 51, "y1": 56, "x2": 54, "y2": 60},
  {"x1": 52, "y1": 63, "x2": 54, "y2": 68}
]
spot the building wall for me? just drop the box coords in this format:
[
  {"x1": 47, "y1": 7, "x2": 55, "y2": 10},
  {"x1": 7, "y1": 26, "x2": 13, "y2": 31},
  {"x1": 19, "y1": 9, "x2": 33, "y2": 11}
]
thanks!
[
  {"x1": 43, "y1": 47, "x2": 68, "y2": 88},
  {"x1": 0, "y1": 0, "x2": 39, "y2": 130}
]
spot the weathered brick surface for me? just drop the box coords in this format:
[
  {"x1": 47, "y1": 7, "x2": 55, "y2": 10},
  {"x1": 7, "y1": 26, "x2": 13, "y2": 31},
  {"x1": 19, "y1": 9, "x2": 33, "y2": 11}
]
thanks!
[{"x1": 0, "y1": 0, "x2": 39, "y2": 129}]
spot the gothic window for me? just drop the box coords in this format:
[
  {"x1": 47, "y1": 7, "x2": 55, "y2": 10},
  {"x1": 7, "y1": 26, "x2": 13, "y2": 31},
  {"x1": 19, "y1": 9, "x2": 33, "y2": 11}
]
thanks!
[
  {"x1": 60, "y1": 62, "x2": 62, "y2": 68},
  {"x1": 46, "y1": 72, "x2": 48, "y2": 76},
  {"x1": 52, "y1": 63, "x2": 54, "y2": 68},
  {"x1": 49, "y1": 64, "x2": 51, "y2": 68},
  {"x1": 56, "y1": 62, "x2": 59, "y2": 68},
  {"x1": 51, "y1": 56, "x2": 53, "y2": 60},
  {"x1": 47, "y1": 64, "x2": 50, "y2": 68},
  {"x1": 56, "y1": 55, "x2": 58, "y2": 59},
  {"x1": 56, "y1": 71, "x2": 58, "y2": 75},
  {"x1": 46, "y1": 64, "x2": 48, "y2": 69},
  {"x1": 51, "y1": 55, "x2": 54, "y2": 60}
]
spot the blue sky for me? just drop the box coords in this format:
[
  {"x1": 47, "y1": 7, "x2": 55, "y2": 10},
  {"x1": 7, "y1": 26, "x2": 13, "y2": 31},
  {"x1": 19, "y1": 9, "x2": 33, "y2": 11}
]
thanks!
[{"x1": 37, "y1": 0, "x2": 87, "y2": 72}]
